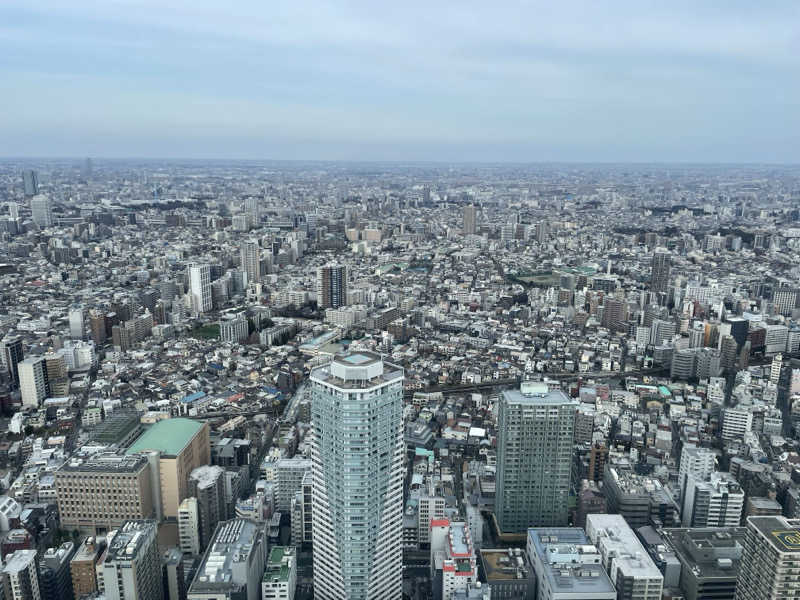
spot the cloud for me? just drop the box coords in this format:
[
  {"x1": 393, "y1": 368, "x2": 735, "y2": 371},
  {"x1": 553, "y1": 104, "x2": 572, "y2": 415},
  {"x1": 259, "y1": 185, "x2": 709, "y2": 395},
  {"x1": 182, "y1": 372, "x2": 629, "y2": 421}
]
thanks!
[{"x1": 0, "y1": 1, "x2": 798, "y2": 161}]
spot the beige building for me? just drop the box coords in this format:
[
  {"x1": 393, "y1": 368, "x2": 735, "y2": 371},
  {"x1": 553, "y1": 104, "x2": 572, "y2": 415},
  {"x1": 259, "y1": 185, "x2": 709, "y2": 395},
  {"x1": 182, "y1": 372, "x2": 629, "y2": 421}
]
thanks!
[
  {"x1": 126, "y1": 418, "x2": 211, "y2": 519},
  {"x1": 70, "y1": 537, "x2": 105, "y2": 598},
  {"x1": 55, "y1": 453, "x2": 154, "y2": 534}
]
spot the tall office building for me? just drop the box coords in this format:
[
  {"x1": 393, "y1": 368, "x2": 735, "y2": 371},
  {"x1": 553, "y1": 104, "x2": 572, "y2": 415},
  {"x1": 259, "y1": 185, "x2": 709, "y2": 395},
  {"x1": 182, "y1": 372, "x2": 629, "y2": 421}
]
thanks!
[
  {"x1": 650, "y1": 250, "x2": 671, "y2": 294},
  {"x1": 101, "y1": 520, "x2": 162, "y2": 600},
  {"x1": 188, "y1": 264, "x2": 212, "y2": 314},
  {"x1": 310, "y1": 351, "x2": 404, "y2": 600},
  {"x1": 1, "y1": 334, "x2": 24, "y2": 388},
  {"x1": 18, "y1": 356, "x2": 49, "y2": 407},
  {"x1": 316, "y1": 264, "x2": 347, "y2": 309},
  {"x1": 2, "y1": 550, "x2": 41, "y2": 600},
  {"x1": 495, "y1": 383, "x2": 577, "y2": 533},
  {"x1": 30, "y1": 194, "x2": 53, "y2": 228},
  {"x1": 22, "y1": 170, "x2": 38, "y2": 197},
  {"x1": 463, "y1": 204, "x2": 477, "y2": 234},
  {"x1": 736, "y1": 516, "x2": 800, "y2": 600},
  {"x1": 240, "y1": 240, "x2": 261, "y2": 284}
]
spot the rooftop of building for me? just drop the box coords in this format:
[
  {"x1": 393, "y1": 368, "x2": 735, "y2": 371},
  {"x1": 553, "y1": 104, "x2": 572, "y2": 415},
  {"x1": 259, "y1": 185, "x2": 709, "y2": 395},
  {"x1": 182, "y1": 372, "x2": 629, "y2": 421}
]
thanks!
[
  {"x1": 502, "y1": 384, "x2": 577, "y2": 407},
  {"x1": 310, "y1": 350, "x2": 403, "y2": 389},
  {"x1": 528, "y1": 528, "x2": 616, "y2": 596},
  {"x1": 126, "y1": 417, "x2": 205, "y2": 457},
  {"x1": 263, "y1": 546, "x2": 295, "y2": 584},
  {"x1": 661, "y1": 527, "x2": 746, "y2": 579},
  {"x1": 747, "y1": 516, "x2": 800, "y2": 554},
  {"x1": 3, "y1": 549, "x2": 37, "y2": 574},
  {"x1": 480, "y1": 548, "x2": 530, "y2": 581},
  {"x1": 586, "y1": 515, "x2": 663, "y2": 579},
  {"x1": 189, "y1": 464, "x2": 224, "y2": 489},
  {"x1": 71, "y1": 537, "x2": 102, "y2": 563},
  {"x1": 191, "y1": 519, "x2": 262, "y2": 590},
  {"x1": 89, "y1": 410, "x2": 141, "y2": 445},
  {"x1": 59, "y1": 452, "x2": 148, "y2": 474},
  {"x1": 105, "y1": 520, "x2": 156, "y2": 563}
]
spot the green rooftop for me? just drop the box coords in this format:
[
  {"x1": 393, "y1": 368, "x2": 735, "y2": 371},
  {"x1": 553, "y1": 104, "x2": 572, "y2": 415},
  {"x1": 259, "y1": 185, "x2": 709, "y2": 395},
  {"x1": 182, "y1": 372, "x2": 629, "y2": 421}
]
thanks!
[
  {"x1": 263, "y1": 546, "x2": 294, "y2": 583},
  {"x1": 125, "y1": 418, "x2": 204, "y2": 457}
]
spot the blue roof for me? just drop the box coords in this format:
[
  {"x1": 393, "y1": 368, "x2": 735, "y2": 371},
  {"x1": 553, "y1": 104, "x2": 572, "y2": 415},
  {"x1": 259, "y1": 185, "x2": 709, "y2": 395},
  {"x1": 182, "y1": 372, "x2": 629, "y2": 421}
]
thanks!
[
  {"x1": 208, "y1": 362, "x2": 224, "y2": 370},
  {"x1": 181, "y1": 391, "x2": 206, "y2": 403}
]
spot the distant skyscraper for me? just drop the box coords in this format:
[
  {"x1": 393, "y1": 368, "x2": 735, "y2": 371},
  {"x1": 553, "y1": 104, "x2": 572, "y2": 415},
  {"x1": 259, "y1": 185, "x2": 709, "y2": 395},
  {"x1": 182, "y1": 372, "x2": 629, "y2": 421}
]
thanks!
[
  {"x1": 463, "y1": 204, "x2": 477, "y2": 234},
  {"x1": 22, "y1": 170, "x2": 38, "y2": 197},
  {"x1": 495, "y1": 383, "x2": 577, "y2": 533},
  {"x1": 1, "y1": 334, "x2": 24, "y2": 388},
  {"x1": 188, "y1": 264, "x2": 211, "y2": 314},
  {"x1": 650, "y1": 250, "x2": 671, "y2": 294},
  {"x1": 316, "y1": 264, "x2": 347, "y2": 309},
  {"x1": 310, "y1": 351, "x2": 404, "y2": 600},
  {"x1": 30, "y1": 194, "x2": 53, "y2": 227},
  {"x1": 240, "y1": 240, "x2": 261, "y2": 284}
]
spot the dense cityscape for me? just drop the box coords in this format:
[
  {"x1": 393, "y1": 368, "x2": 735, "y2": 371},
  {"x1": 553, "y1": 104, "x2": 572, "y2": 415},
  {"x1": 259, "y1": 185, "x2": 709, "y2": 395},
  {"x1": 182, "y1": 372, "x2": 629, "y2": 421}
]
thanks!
[{"x1": 0, "y1": 159, "x2": 798, "y2": 599}]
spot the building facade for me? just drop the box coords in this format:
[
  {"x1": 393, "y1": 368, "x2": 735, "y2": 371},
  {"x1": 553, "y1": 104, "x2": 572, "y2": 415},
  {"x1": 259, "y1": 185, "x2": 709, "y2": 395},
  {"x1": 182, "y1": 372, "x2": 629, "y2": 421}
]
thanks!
[
  {"x1": 310, "y1": 351, "x2": 404, "y2": 600},
  {"x1": 495, "y1": 383, "x2": 577, "y2": 533}
]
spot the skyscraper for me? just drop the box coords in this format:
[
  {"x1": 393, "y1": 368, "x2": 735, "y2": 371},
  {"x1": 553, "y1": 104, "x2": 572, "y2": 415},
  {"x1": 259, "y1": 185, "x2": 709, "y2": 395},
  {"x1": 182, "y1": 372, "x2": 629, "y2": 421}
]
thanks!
[
  {"x1": 463, "y1": 204, "x2": 477, "y2": 234},
  {"x1": 188, "y1": 264, "x2": 211, "y2": 314},
  {"x1": 240, "y1": 240, "x2": 261, "y2": 284},
  {"x1": 30, "y1": 194, "x2": 53, "y2": 228},
  {"x1": 316, "y1": 264, "x2": 347, "y2": 309},
  {"x1": 22, "y1": 170, "x2": 38, "y2": 197},
  {"x1": 495, "y1": 382, "x2": 577, "y2": 533},
  {"x1": 1, "y1": 334, "x2": 24, "y2": 388},
  {"x1": 310, "y1": 351, "x2": 404, "y2": 600},
  {"x1": 650, "y1": 249, "x2": 671, "y2": 294}
]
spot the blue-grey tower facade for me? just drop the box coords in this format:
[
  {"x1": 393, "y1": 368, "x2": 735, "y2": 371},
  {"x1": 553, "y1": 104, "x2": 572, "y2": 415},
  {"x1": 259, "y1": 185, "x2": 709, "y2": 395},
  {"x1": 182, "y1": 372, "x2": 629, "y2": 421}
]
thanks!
[
  {"x1": 310, "y1": 351, "x2": 404, "y2": 600},
  {"x1": 495, "y1": 383, "x2": 577, "y2": 533}
]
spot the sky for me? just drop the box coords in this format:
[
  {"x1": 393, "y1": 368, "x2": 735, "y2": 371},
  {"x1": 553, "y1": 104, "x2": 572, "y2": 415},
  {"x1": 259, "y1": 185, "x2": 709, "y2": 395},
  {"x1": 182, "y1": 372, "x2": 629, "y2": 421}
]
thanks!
[{"x1": 1, "y1": 1, "x2": 798, "y2": 162}]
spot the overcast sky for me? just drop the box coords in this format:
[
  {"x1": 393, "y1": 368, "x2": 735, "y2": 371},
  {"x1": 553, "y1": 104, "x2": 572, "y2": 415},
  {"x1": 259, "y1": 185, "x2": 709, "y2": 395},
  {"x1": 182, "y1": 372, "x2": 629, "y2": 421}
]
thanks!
[{"x1": 1, "y1": 1, "x2": 798, "y2": 162}]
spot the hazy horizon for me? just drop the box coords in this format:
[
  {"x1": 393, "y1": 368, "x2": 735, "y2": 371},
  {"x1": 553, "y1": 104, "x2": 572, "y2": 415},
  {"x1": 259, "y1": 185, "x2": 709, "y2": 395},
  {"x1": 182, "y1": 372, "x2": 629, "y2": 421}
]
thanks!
[{"x1": 2, "y1": 1, "x2": 798, "y2": 163}]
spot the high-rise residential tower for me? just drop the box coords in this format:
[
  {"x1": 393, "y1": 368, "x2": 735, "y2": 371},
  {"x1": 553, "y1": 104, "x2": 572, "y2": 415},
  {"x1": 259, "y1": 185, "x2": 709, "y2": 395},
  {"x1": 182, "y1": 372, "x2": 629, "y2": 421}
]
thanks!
[
  {"x1": 188, "y1": 264, "x2": 211, "y2": 314},
  {"x1": 495, "y1": 383, "x2": 577, "y2": 533},
  {"x1": 316, "y1": 264, "x2": 347, "y2": 309},
  {"x1": 310, "y1": 351, "x2": 404, "y2": 600},
  {"x1": 240, "y1": 240, "x2": 261, "y2": 284},
  {"x1": 463, "y1": 204, "x2": 477, "y2": 234},
  {"x1": 650, "y1": 249, "x2": 671, "y2": 294}
]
